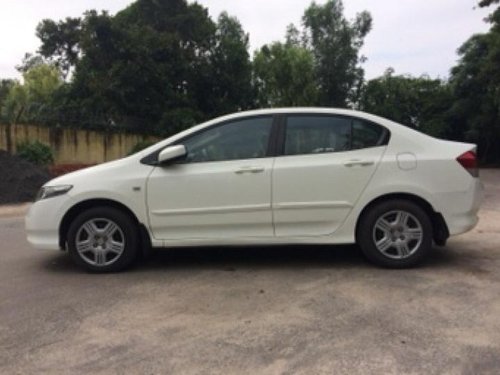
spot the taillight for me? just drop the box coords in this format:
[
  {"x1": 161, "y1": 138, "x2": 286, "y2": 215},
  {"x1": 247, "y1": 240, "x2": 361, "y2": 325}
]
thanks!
[{"x1": 457, "y1": 151, "x2": 479, "y2": 177}]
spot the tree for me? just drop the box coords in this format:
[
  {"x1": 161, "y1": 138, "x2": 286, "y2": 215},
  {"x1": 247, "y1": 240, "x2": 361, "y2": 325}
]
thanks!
[
  {"x1": 109, "y1": 0, "x2": 216, "y2": 134},
  {"x1": 201, "y1": 12, "x2": 254, "y2": 116},
  {"x1": 359, "y1": 69, "x2": 452, "y2": 137},
  {"x1": 35, "y1": 0, "x2": 253, "y2": 135},
  {"x1": 37, "y1": 0, "x2": 217, "y2": 134},
  {"x1": 440, "y1": 0, "x2": 500, "y2": 162},
  {"x1": 285, "y1": 24, "x2": 301, "y2": 46},
  {"x1": 36, "y1": 17, "x2": 82, "y2": 78},
  {"x1": 1, "y1": 64, "x2": 62, "y2": 124},
  {"x1": 15, "y1": 53, "x2": 46, "y2": 74},
  {"x1": 448, "y1": 32, "x2": 500, "y2": 162},
  {"x1": 479, "y1": 0, "x2": 500, "y2": 7},
  {"x1": 30, "y1": 0, "x2": 371, "y2": 133},
  {"x1": 253, "y1": 42, "x2": 318, "y2": 107},
  {"x1": 303, "y1": 0, "x2": 372, "y2": 107},
  {"x1": 0, "y1": 79, "x2": 15, "y2": 122},
  {"x1": 251, "y1": 0, "x2": 371, "y2": 109}
]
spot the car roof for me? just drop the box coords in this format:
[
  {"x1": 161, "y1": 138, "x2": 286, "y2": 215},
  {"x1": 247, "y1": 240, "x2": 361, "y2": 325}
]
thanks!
[
  {"x1": 204, "y1": 107, "x2": 414, "y2": 131},
  {"x1": 214, "y1": 107, "x2": 377, "y2": 121}
]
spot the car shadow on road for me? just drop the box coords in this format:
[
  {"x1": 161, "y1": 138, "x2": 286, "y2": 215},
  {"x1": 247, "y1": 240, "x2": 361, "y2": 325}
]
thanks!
[
  {"x1": 40, "y1": 243, "x2": 462, "y2": 274},
  {"x1": 40, "y1": 245, "x2": 367, "y2": 273},
  {"x1": 140, "y1": 245, "x2": 366, "y2": 272}
]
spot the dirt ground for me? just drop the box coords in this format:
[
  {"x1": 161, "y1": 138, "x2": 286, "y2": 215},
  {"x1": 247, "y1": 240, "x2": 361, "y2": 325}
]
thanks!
[
  {"x1": 0, "y1": 150, "x2": 51, "y2": 205},
  {"x1": 0, "y1": 171, "x2": 499, "y2": 374}
]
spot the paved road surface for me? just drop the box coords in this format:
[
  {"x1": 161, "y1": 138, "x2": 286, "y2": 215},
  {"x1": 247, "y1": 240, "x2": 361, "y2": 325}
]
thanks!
[{"x1": 1, "y1": 171, "x2": 500, "y2": 374}]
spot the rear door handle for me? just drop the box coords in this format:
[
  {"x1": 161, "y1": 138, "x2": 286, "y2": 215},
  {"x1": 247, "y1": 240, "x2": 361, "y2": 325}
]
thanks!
[
  {"x1": 343, "y1": 160, "x2": 375, "y2": 167},
  {"x1": 235, "y1": 166, "x2": 265, "y2": 174}
]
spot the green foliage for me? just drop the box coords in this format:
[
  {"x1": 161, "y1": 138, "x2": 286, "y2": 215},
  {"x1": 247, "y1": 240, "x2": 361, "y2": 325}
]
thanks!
[
  {"x1": 16, "y1": 141, "x2": 54, "y2": 166},
  {"x1": 285, "y1": 24, "x2": 302, "y2": 46},
  {"x1": 479, "y1": 0, "x2": 500, "y2": 7},
  {"x1": 205, "y1": 12, "x2": 254, "y2": 115},
  {"x1": 359, "y1": 69, "x2": 453, "y2": 137},
  {"x1": 1, "y1": 64, "x2": 62, "y2": 124},
  {"x1": 0, "y1": 79, "x2": 15, "y2": 122},
  {"x1": 158, "y1": 107, "x2": 204, "y2": 136},
  {"x1": 448, "y1": 28, "x2": 500, "y2": 162},
  {"x1": 25, "y1": 0, "x2": 372, "y2": 135},
  {"x1": 1, "y1": 83, "x2": 27, "y2": 123},
  {"x1": 127, "y1": 139, "x2": 156, "y2": 156},
  {"x1": 36, "y1": 17, "x2": 82, "y2": 78},
  {"x1": 253, "y1": 42, "x2": 318, "y2": 107},
  {"x1": 303, "y1": 0, "x2": 372, "y2": 106},
  {"x1": 252, "y1": 0, "x2": 371, "y2": 108},
  {"x1": 15, "y1": 53, "x2": 46, "y2": 74},
  {"x1": 34, "y1": 0, "x2": 254, "y2": 135}
]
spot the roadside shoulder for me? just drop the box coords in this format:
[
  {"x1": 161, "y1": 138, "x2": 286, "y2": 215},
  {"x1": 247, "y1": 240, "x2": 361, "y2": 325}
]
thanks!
[{"x1": 0, "y1": 203, "x2": 31, "y2": 218}]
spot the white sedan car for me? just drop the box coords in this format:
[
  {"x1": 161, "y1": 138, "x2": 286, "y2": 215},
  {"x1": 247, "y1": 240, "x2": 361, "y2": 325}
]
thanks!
[{"x1": 26, "y1": 108, "x2": 483, "y2": 272}]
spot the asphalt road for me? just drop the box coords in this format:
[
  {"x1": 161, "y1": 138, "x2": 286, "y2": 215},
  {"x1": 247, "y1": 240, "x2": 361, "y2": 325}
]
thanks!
[{"x1": 1, "y1": 171, "x2": 500, "y2": 374}]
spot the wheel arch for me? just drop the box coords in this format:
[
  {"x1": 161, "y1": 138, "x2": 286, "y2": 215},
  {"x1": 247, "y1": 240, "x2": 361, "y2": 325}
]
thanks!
[
  {"x1": 59, "y1": 198, "x2": 152, "y2": 254},
  {"x1": 355, "y1": 193, "x2": 449, "y2": 246}
]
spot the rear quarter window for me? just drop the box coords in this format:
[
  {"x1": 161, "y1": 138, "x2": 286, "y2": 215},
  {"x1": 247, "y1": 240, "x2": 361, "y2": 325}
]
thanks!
[{"x1": 351, "y1": 119, "x2": 388, "y2": 150}]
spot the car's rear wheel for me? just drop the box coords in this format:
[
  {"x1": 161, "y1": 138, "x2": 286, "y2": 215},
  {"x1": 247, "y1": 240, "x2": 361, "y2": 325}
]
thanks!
[
  {"x1": 67, "y1": 207, "x2": 139, "y2": 272},
  {"x1": 357, "y1": 200, "x2": 432, "y2": 268}
]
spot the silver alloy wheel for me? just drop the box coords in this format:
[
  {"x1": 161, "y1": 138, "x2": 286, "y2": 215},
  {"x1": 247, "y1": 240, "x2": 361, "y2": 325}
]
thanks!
[
  {"x1": 75, "y1": 218, "x2": 125, "y2": 267},
  {"x1": 372, "y1": 210, "x2": 423, "y2": 260}
]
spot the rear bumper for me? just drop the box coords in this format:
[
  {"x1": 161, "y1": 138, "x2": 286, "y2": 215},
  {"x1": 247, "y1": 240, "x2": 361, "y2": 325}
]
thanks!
[
  {"x1": 438, "y1": 178, "x2": 483, "y2": 236},
  {"x1": 446, "y1": 213, "x2": 479, "y2": 236}
]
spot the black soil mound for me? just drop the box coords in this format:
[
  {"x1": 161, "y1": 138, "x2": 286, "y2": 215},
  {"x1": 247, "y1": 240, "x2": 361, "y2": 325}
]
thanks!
[{"x1": 0, "y1": 150, "x2": 52, "y2": 204}]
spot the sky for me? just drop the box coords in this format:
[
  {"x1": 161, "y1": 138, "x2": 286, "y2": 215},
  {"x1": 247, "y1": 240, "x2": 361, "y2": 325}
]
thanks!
[{"x1": 0, "y1": 0, "x2": 493, "y2": 80}]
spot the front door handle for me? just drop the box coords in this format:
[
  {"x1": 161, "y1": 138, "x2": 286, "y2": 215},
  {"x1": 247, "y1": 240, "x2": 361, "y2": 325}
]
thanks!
[
  {"x1": 343, "y1": 159, "x2": 375, "y2": 167},
  {"x1": 235, "y1": 166, "x2": 265, "y2": 174}
]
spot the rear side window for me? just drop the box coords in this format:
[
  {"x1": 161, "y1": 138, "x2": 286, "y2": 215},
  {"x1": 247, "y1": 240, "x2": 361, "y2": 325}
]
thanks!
[
  {"x1": 284, "y1": 115, "x2": 388, "y2": 156},
  {"x1": 284, "y1": 116, "x2": 351, "y2": 155}
]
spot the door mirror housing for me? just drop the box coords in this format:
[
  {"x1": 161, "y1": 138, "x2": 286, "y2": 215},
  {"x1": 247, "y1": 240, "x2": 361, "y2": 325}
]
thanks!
[{"x1": 158, "y1": 145, "x2": 187, "y2": 164}]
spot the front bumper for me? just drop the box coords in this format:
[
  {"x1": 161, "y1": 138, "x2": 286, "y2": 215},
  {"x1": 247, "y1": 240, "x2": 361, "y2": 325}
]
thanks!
[{"x1": 25, "y1": 195, "x2": 73, "y2": 250}]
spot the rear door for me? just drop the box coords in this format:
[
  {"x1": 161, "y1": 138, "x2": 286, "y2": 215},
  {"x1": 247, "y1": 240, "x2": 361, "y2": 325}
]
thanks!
[{"x1": 272, "y1": 114, "x2": 388, "y2": 237}]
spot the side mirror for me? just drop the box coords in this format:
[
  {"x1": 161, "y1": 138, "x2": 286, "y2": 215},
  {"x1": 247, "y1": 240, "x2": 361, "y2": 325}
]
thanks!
[{"x1": 158, "y1": 145, "x2": 187, "y2": 164}]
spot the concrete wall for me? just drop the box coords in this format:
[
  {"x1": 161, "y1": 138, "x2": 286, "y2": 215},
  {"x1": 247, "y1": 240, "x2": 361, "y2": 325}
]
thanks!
[{"x1": 0, "y1": 123, "x2": 160, "y2": 165}]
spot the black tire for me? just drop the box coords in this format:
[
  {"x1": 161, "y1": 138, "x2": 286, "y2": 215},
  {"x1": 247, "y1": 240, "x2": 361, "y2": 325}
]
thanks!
[
  {"x1": 67, "y1": 207, "x2": 139, "y2": 273},
  {"x1": 357, "y1": 199, "x2": 433, "y2": 268}
]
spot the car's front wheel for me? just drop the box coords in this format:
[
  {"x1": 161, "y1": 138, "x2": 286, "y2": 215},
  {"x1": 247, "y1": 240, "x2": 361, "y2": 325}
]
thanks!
[
  {"x1": 357, "y1": 200, "x2": 433, "y2": 268},
  {"x1": 67, "y1": 207, "x2": 139, "y2": 272}
]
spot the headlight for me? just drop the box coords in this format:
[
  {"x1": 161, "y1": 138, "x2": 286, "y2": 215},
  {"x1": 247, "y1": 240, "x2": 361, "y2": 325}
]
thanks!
[{"x1": 36, "y1": 185, "x2": 73, "y2": 201}]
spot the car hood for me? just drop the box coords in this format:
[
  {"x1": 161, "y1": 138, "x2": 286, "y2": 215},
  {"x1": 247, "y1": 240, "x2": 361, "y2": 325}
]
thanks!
[{"x1": 45, "y1": 157, "x2": 135, "y2": 186}]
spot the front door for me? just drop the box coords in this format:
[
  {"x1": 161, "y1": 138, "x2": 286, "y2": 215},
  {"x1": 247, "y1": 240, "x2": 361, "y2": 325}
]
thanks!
[{"x1": 146, "y1": 116, "x2": 275, "y2": 240}]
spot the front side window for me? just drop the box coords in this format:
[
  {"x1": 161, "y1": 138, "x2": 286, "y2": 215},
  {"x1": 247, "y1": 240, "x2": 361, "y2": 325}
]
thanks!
[{"x1": 182, "y1": 116, "x2": 273, "y2": 163}]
